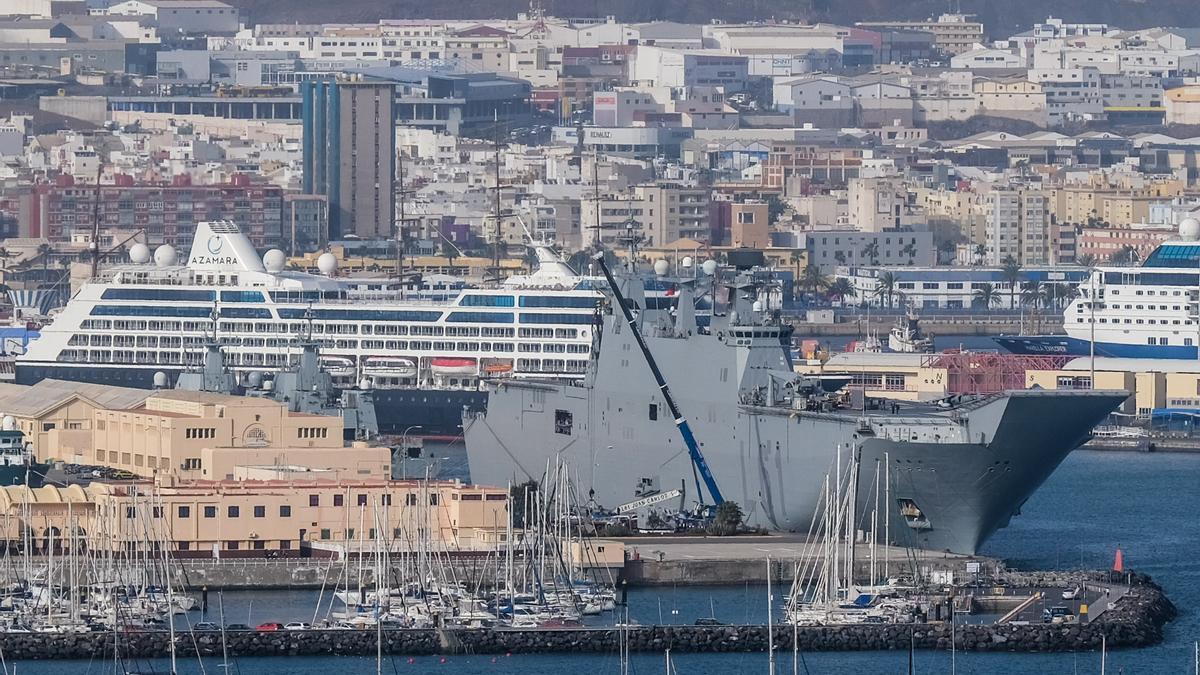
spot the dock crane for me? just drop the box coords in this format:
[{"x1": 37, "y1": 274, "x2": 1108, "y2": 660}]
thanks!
[{"x1": 590, "y1": 252, "x2": 726, "y2": 510}]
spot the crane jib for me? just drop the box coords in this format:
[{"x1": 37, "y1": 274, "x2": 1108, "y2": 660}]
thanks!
[{"x1": 592, "y1": 253, "x2": 725, "y2": 506}]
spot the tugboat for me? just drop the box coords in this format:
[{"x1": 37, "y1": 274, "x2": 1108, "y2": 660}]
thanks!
[
  {"x1": 0, "y1": 418, "x2": 48, "y2": 488},
  {"x1": 887, "y1": 305, "x2": 934, "y2": 353}
]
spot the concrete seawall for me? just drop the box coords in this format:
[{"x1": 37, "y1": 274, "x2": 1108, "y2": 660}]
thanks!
[{"x1": 0, "y1": 573, "x2": 1174, "y2": 659}]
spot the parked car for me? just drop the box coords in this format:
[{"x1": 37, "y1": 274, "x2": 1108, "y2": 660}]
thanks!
[
  {"x1": 693, "y1": 618, "x2": 725, "y2": 626},
  {"x1": 225, "y1": 623, "x2": 251, "y2": 631},
  {"x1": 193, "y1": 622, "x2": 221, "y2": 631},
  {"x1": 283, "y1": 622, "x2": 311, "y2": 631},
  {"x1": 1061, "y1": 587, "x2": 1081, "y2": 600},
  {"x1": 256, "y1": 622, "x2": 283, "y2": 632}
]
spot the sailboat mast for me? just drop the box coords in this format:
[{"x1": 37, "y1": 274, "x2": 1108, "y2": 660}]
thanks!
[{"x1": 767, "y1": 556, "x2": 776, "y2": 675}]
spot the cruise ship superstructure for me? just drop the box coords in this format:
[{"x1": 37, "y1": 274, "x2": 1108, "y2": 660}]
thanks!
[
  {"x1": 464, "y1": 260, "x2": 1128, "y2": 555},
  {"x1": 997, "y1": 219, "x2": 1200, "y2": 359},
  {"x1": 16, "y1": 221, "x2": 602, "y2": 432}
]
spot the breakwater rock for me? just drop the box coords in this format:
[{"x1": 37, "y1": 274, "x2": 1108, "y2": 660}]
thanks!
[{"x1": 0, "y1": 574, "x2": 1174, "y2": 660}]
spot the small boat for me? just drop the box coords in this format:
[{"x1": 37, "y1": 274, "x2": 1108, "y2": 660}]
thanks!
[
  {"x1": 362, "y1": 356, "x2": 417, "y2": 378},
  {"x1": 483, "y1": 362, "x2": 513, "y2": 374},
  {"x1": 319, "y1": 355, "x2": 356, "y2": 378},
  {"x1": 430, "y1": 357, "x2": 477, "y2": 376},
  {"x1": 887, "y1": 306, "x2": 933, "y2": 353}
]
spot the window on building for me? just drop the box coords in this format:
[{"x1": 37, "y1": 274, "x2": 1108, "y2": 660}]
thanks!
[
  {"x1": 228, "y1": 505, "x2": 239, "y2": 518},
  {"x1": 225, "y1": 541, "x2": 239, "y2": 550},
  {"x1": 252, "y1": 540, "x2": 265, "y2": 550},
  {"x1": 554, "y1": 409, "x2": 573, "y2": 435},
  {"x1": 430, "y1": 494, "x2": 439, "y2": 506},
  {"x1": 279, "y1": 505, "x2": 291, "y2": 517},
  {"x1": 357, "y1": 494, "x2": 368, "y2": 506},
  {"x1": 319, "y1": 528, "x2": 331, "y2": 540},
  {"x1": 253, "y1": 505, "x2": 265, "y2": 518},
  {"x1": 125, "y1": 507, "x2": 136, "y2": 519},
  {"x1": 333, "y1": 494, "x2": 344, "y2": 507},
  {"x1": 405, "y1": 493, "x2": 418, "y2": 506},
  {"x1": 178, "y1": 506, "x2": 191, "y2": 518},
  {"x1": 204, "y1": 506, "x2": 216, "y2": 518},
  {"x1": 309, "y1": 494, "x2": 319, "y2": 507}
]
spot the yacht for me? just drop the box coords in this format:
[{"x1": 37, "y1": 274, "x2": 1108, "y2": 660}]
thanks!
[
  {"x1": 996, "y1": 218, "x2": 1200, "y2": 360},
  {"x1": 15, "y1": 221, "x2": 602, "y2": 433}
]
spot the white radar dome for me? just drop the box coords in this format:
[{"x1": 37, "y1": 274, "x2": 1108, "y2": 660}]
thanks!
[
  {"x1": 681, "y1": 256, "x2": 694, "y2": 268},
  {"x1": 1180, "y1": 218, "x2": 1200, "y2": 241},
  {"x1": 153, "y1": 245, "x2": 178, "y2": 267},
  {"x1": 152, "y1": 371, "x2": 168, "y2": 389},
  {"x1": 701, "y1": 259, "x2": 718, "y2": 276},
  {"x1": 752, "y1": 300, "x2": 764, "y2": 313},
  {"x1": 262, "y1": 249, "x2": 286, "y2": 273},
  {"x1": 1, "y1": 416, "x2": 13, "y2": 432},
  {"x1": 358, "y1": 377, "x2": 373, "y2": 390},
  {"x1": 129, "y1": 243, "x2": 151, "y2": 264},
  {"x1": 653, "y1": 259, "x2": 669, "y2": 276},
  {"x1": 246, "y1": 371, "x2": 264, "y2": 388},
  {"x1": 317, "y1": 252, "x2": 338, "y2": 276}
]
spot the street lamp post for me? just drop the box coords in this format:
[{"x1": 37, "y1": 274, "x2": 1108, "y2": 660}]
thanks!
[{"x1": 398, "y1": 425, "x2": 423, "y2": 479}]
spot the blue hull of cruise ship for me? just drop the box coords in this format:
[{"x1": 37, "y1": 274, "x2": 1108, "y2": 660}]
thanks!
[{"x1": 994, "y1": 336, "x2": 1197, "y2": 359}]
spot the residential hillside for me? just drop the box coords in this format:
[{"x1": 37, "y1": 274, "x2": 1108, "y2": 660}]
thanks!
[{"x1": 226, "y1": 0, "x2": 1200, "y2": 37}]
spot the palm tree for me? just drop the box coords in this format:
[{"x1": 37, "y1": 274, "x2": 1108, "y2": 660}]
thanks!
[
  {"x1": 1021, "y1": 280, "x2": 1046, "y2": 309},
  {"x1": 973, "y1": 282, "x2": 1001, "y2": 310},
  {"x1": 1109, "y1": 245, "x2": 1140, "y2": 266},
  {"x1": 973, "y1": 244, "x2": 987, "y2": 266},
  {"x1": 441, "y1": 239, "x2": 460, "y2": 275},
  {"x1": 1000, "y1": 256, "x2": 1021, "y2": 310},
  {"x1": 799, "y1": 264, "x2": 830, "y2": 303},
  {"x1": 1076, "y1": 253, "x2": 1097, "y2": 268},
  {"x1": 827, "y1": 278, "x2": 856, "y2": 306},
  {"x1": 861, "y1": 241, "x2": 880, "y2": 266},
  {"x1": 900, "y1": 241, "x2": 918, "y2": 265},
  {"x1": 833, "y1": 250, "x2": 847, "y2": 266},
  {"x1": 36, "y1": 243, "x2": 52, "y2": 283},
  {"x1": 1051, "y1": 282, "x2": 1076, "y2": 309},
  {"x1": 936, "y1": 240, "x2": 957, "y2": 264},
  {"x1": 874, "y1": 271, "x2": 897, "y2": 308}
]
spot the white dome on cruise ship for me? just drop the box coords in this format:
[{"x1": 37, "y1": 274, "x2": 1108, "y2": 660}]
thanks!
[
  {"x1": 129, "y1": 243, "x2": 151, "y2": 264},
  {"x1": 262, "y1": 249, "x2": 286, "y2": 273},
  {"x1": 317, "y1": 252, "x2": 338, "y2": 276},
  {"x1": 154, "y1": 245, "x2": 178, "y2": 267},
  {"x1": 1180, "y1": 218, "x2": 1200, "y2": 241},
  {"x1": 653, "y1": 259, "x2": 669, "y2": 276}
]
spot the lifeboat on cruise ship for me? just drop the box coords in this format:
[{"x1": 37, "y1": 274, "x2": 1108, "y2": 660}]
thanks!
[
  {"x1": 319, "y1": 355, "x2": 356, "y2": 378},
  {"x1": 430, "y1": 357, "x2": 477, "y2": 375},
  {"x1": 483, "y1": 362, "x2": 513, "y2": 374},
  {"x1": 362, "y1": 356, "x2": 417, "y2": 378}
]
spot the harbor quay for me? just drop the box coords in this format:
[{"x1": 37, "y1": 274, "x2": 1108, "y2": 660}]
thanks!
[{"x1": 0, "y1": 572, "x2": 1172, "y2": 659}]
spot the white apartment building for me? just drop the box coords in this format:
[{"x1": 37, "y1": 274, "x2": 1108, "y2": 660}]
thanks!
[
  {"x1": 631, "y1": 46, "x2": 748, "y2": 92},
  {"x1": 951, "y1": 48, "x2": 1024, "y2": 70},
  {"x1": 982, "y1": 188, "x2": 1051, "y2": 265},
  {"x1": 1028, "y1": 67, "x2": 1103, "y2": 125},
  {"x1": 847, "y1": 176, "x2": 913, "y2": 233}
]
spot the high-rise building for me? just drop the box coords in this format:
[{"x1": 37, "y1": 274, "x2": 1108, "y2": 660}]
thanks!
[{"x1": 302, "y1": 77, "x2": 396, "y2": 240}]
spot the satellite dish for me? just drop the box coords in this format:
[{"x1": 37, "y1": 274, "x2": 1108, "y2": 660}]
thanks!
[
  {"x1": 154, "y1": 245, "x2": 178, "y2": 267},
  {"x1": 1180, "y1": 218, "x2": 1200, "y2": 242},
  {"x1": 701, "y1": 259, "x2": 718, "y2": 276},
  {"x1": 358, "y1": 377, "x2": 373, "y2": 390},
  {"x1": 317, "y1": 252, "x2": 338, "y2": 276},
  {"x1": 681, "y1": 256, "x2": 694, "y2": 268},
  {"x1": 653, "y1": 259, "x2": 669, "y2": 276},
  {"x1": 1, "y1": 416, "x2": 14, "y2": 432},
  {"x1": 262, "y1": 249, "x2": 286, "y2": 273},
  {"x1": 129, "y1": 243, "x2": 151, "y2": 264},
  {"x1": 152, "y1": 371, "x2": 168, "y2": 389}
]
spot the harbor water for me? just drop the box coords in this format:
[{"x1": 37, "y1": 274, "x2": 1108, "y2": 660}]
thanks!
[{"x1": 10, "y1": 449, "x2": 1197, "y2": 673}]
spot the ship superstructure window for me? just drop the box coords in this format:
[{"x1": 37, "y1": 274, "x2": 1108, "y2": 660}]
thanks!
[
  {"x1": 554, "y1": 409, "x2": 573, "y2": 435},
  {"x1": 460, "y1": 294, "x2": 515, "y2": 307},
  {"x1": 648, "y1": 403, "x2": 658, "y2": 421}
]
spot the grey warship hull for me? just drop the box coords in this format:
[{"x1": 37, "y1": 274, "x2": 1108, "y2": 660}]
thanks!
[{"x1": 464, "y1": 268, "x2": 1126, "y2": 555}]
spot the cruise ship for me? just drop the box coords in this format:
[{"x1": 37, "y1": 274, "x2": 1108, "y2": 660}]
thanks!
[
  {"x1": 464, "y1": 255, "x2": 1128, "y2": 555},
  {"x1": 996, "y1": 218, "x2": 1200, "y2": 359},
  {"x1": 15, "y1": 221, "x2": 603, "y2": 433}
]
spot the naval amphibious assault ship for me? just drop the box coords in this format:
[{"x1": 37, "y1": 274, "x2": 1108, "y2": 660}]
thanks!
[{"x1": 464, "y1": 254, "x2": 1127, "y2": 555}]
